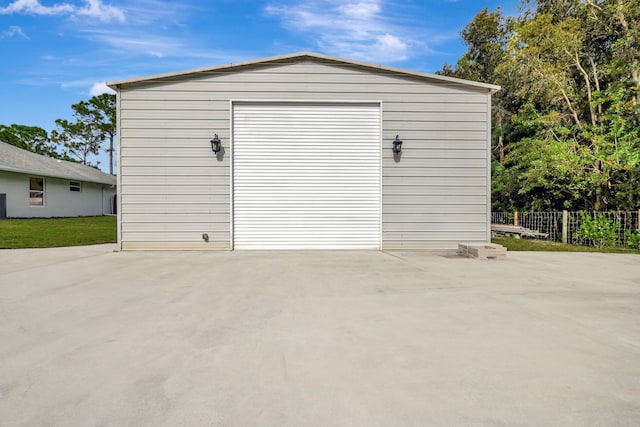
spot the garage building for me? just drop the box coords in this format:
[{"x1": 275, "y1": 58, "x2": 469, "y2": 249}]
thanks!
[{"x1": 107, "y1": 52, "x2": 499, "y2": 251}]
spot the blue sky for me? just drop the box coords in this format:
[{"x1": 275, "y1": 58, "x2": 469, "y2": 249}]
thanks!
[{"x1": 0, "y1": 0, "x2": 520, "y2": 171}]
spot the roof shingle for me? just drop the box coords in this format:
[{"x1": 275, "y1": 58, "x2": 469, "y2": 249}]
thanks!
[{"x1": 0, "y1": 141, "x2": 116, "y2": 186}]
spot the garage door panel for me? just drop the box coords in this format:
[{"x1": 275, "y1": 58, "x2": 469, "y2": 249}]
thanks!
[{"x1": 233, "y1": 103, "x2": 381, "y2": 249}]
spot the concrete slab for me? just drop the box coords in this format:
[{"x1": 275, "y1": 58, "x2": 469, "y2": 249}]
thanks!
[{"x1": 1, "y1": 247, "x2": 639, "y2": 426}]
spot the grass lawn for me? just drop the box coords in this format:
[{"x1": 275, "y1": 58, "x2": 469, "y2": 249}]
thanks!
[
  {"x1": 493, "y1": 237, "x2": 640, "y2": 253},
  {"x1": 0, "y1": 216, "x2": 116, "y2": 249},
  {"x1": 1, "y1": 217, "x2": 637, "y2": 252}
]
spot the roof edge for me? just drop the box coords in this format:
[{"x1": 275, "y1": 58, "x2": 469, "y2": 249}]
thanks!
[
  {"x1": 0, "y1": 141, "x2": 116, "y2": 185},
  {"x1": 0, "y1": 164, "x2": 116, "y2": 185},
  {"x1": 107, "y1": 51, "x2": 501, "y2": 93}
]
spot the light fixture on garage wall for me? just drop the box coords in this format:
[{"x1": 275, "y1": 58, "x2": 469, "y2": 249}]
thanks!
[
  {"x1": 210, "y1": 134, "x2": 221, "y2": 153},
  {"x1": 392, "y1": 135, "x2": 403, "y2": 154}
]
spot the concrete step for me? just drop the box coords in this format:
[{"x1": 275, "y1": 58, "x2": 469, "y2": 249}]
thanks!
[{"x1": 457, "y1": 243, "x2": 507, "y2": 260}]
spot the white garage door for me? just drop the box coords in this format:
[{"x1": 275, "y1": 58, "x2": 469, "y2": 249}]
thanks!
[{"x1": 233, "y1": 102, "x2": 381, "y2": 249}]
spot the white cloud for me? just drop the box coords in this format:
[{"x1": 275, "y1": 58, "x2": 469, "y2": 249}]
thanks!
[
  {"x1": 0, "y1": 0, "x2": 125, "y2": 23},
  {"x1": 1, "y1": 25, "x2": 29, "y2": 39},
  {"x1": 337, "y1": 1, "x2": 380, "y2": 19},
  {"x1": 375, "y1": 33, "x2": 408, "y2": 60},
  {"x1": 89, "y1": 81, "x2": 115, "y2": 96},
  {"x1": 81, "y1": 27, "x2": 244, "y2": 62},
  {"x1": 120, "y1": 0, "x2": 191, "y2": 26},
  {"x1": 0, "y1": 0, "x2": 74, "y2": 15},
  {"x1": 76, "y1": 0, "x2": 125, "y2": 23},
  {"x1": 265, "y1": 0, "x2": 413, "y2": 63},
  {"x1": 82, "y1": 28, "x2": 183, "y2": 57}
]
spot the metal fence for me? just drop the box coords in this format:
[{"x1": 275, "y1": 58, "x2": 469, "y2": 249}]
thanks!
[{"x1": 491, "y1": 211, "x2": 640, "y2": 247}]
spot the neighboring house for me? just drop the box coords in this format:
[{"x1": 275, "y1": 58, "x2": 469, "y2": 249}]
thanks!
[
  {"x1": 108, "y1": 52, "x2": 500, "y2": 251},
  {"x1": 0, "y1": 141, "x2": 116, "y2": 219}
]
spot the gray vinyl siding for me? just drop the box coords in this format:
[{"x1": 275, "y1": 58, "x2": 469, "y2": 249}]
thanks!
[{"x1": 118, "y1": 60, "x2": 490, "y2": 250}]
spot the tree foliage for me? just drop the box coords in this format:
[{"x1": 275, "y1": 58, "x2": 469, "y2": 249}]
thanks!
[
  {"x1": 443, "y1": 0, "x2": 640, "y2": 211},
  {"x1": 52, "y1": 93, "x2": 116, "y2": 171},
  {"x1": 0, "y1": 124, "x2": 62, "y2": 159},
  {"x1": 73, "y1": 94, "x2": 117, "y2": 174},
  {"x1": 1, "y1": 94, "x2": 116, "y2": 173},
  {"x1": 52, "y1": 118, "x2": 102, "y2": 166}
]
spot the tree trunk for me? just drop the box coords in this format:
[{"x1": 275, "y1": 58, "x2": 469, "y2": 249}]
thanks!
[
  {"x1": 632, "y1": 63, "x2": 640, "y2": 105},
  {"x1": 614, "y1": 0, "x2": 639, "y2": 104},
  {"x1": 571, "y1": 51, "x2": 597, "y2": 126},
  {"x1": 496, "y1": 113, "x2": 505, "y2": 163},
  {"x1": 594, "y1": 187, "x2": 603, "y2": 211},
  {"x1": 588, "y1": 56, "x2": 602, "y2": 115},
  {"x1": 559, "y1": 86, "x2": 583, "y2": 129}
]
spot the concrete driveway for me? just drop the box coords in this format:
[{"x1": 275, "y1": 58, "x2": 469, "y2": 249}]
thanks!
[{"x1": 1, "y1": 245, "x2": 639, "y2": 426}]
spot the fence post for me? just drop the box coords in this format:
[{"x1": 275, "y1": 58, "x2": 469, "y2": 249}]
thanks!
[
  {"x1": 638, "y1": 210, "x2": 640, "y2": 231},
  {"x1": 514, "y1": 211, "x2": 518, "y2": 227},
  {"x1": 562, "y1": 210, "x2": 568, "y2": 244}
]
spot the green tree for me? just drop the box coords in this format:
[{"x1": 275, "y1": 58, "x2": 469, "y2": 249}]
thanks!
[
  {"x1": 444, "y1": 8, "x2": 510, "y2": 83},
  {"x1": 589, "y1": 0, "x2": 640, "y2": 103},
  {"x1": 52, "y1": 119, "x2": 102, "y2": 166},
  {"x1": 501, "y1": 4, "x2": 639, "y2": 209},
  {"x1": 0, "y1": 124, "x2": 61, "y2": 158},
  {"x1": 445, "y1": 0, "x2": 640, "y2": 211},
  {"x1": 53, "y1": 93, "x2": 116, "y2": 171},
  {"x1": 73, "y1": 94, "x2": 117, "y2": 175}
]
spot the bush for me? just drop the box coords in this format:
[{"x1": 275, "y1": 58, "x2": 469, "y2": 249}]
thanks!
[
  {"x1": 575, "y1": 211, "x2": 620, "y2": 248},
  {"x1": 625, "y1": 229, "x2": 640, "y2": 250}
]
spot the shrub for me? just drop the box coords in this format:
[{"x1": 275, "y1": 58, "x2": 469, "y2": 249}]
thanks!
[
  {"x1": 624, "y1": 229, "x2": 640, "y2": 250},
  {"x1": 575, "y1": 211, "x2": 620, "y2": 248}
]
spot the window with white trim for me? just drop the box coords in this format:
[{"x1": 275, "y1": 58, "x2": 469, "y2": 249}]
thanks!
[
  {"x1": 29, "y1": 177, "x2": 44, "y2": 206},
  {"x1": 70, "y1": 181, "x2": 82, "y2": 192}
]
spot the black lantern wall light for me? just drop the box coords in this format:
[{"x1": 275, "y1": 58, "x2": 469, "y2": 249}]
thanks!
[
  {"x1": 392, "y1": 135, "x2": 403, "y2": 154},
  {"x1": 210, "y1": 134, "x2": 221, "y2": 153}
]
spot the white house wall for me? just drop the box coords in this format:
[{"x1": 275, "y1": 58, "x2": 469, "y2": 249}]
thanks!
[
  {"x1": 0, "y1": 170, "x2": 115, "y2": 218},
  {"x1": 118, "y1": 60, "x2": 490, "y2": 250}
]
